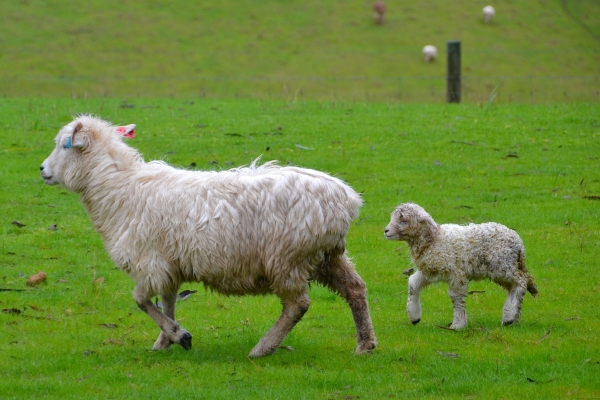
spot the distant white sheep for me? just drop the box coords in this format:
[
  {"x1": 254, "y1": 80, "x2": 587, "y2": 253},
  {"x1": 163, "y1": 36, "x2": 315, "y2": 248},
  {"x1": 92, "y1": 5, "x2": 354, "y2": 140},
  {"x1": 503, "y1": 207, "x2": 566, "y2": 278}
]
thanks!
[
  {"x1": 483, "y1": 5, "x2": 495, "y2": 24},
  {"x1": 40, "y1": 116, "x2": 377, "y2": 357},
  {"x1": 422, "y1": 45, "x2": 438, "y2": 62},
  {"x1": 384, "y1": 203, "x2": 538, "y2": 330}
]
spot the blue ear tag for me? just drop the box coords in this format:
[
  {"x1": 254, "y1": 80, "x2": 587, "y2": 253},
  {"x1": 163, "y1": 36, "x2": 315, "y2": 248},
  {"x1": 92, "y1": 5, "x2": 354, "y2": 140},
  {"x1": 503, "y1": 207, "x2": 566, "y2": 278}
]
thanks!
[{"x1": 65, "y1": 136, "x2": 72, "y2": 149}]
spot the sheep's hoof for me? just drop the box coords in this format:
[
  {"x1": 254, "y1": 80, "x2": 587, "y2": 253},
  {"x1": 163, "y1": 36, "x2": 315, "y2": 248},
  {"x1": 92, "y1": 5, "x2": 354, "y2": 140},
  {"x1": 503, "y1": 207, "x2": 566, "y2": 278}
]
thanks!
[
  {"x1": 179, "y1": 332, "x2": 193, "y2": 350},
  {"x1": 502, "y1": 320, "x2": 514, "y2": 326},
  {"x1": 248, "y1": 345, "x2": 276, "y2": 358},
  {"x1": 411, "y1": 319, "x2": 421, "y2": 325},
  {"x1": 152, "y1": 336, "x2": 174, "y2": 351},
  {"x1": 355, "y1": 339, "x2": 377, "y2": 354}
]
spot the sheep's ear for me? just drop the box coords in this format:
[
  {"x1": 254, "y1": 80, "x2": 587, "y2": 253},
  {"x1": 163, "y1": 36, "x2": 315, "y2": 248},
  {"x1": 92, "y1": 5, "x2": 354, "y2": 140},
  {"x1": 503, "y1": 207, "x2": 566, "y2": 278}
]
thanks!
[
  {"x1": 70, "y1": 122, "x2": 89, "y2": 149},
  {"x1": 115, "y1": 124, "x2": 136, "y2": 138}
]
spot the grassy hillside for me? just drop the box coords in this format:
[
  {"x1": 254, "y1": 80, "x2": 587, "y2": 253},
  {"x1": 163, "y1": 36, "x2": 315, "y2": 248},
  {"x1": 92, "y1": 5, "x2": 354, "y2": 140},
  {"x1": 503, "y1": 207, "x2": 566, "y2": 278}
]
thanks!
[
  {"x1": 0, "y1": 0, "x2": 599, "y2": 102},
  {"x1": 1, "y1": 99, "x2": 599, "y2": 398}
]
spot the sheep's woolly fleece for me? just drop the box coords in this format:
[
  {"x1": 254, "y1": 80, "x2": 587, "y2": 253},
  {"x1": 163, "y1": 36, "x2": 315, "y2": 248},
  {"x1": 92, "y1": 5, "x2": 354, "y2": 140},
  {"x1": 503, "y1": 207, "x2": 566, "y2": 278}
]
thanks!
[{"x1": 40, "y1": 115, "x2": 377, "y2": 356}]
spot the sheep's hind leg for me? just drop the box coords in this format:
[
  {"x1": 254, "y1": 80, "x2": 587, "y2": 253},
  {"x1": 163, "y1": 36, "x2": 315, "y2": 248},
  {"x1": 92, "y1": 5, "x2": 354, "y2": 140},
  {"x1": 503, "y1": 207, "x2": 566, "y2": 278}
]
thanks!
[
  {"x1": 448, "y1": 284, "x2": 468, "y2": 330},
  {"x1": 248, "y1": 290, "x2": 310, "y2": 358},
  {"x1": 502, "y1": 284, "x2": 526, "y2": 326},
  {"x1": 152, "y1": 290, "x2": 177, "y2": 350},
  {"x1": 318, "y1": 253, "x2": 377, "y2": 354},
  {"x1": 133, "y1": 285, "x2": 192, "y2": 350},
  {"x1": 407, "y1": 270, "x2": 430, "y2": 325}
]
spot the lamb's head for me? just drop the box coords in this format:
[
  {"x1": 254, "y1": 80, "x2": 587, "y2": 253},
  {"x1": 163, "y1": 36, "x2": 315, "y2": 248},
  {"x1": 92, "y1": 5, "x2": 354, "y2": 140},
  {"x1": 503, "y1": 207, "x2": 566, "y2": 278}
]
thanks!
[
  {"x1": 40, "y1": 116, "x2": 137, "y2": 193},
  {"x1": 384, "y1": 203, "x2": 438, "y2": 243}
]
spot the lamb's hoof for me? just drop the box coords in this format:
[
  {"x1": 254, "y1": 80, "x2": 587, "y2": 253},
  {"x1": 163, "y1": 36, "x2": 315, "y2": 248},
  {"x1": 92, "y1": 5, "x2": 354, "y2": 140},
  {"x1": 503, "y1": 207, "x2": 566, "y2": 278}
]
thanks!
[
  {"x1": 411, "y1": 319, "x2": 421, "y2": 325},
  {"x1": 179, "y1": 332, "x2": 193, "y2": 350}
]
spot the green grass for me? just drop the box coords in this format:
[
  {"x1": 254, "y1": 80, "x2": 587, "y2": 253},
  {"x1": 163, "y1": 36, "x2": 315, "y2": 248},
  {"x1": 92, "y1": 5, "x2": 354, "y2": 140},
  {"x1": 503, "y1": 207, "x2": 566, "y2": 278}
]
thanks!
[
  {"x1": 1, "y1": 98, "x2": 599, "y2": 398},
  {"x1": 0, "y1": 0, "x2": 599, "y2": 102}
]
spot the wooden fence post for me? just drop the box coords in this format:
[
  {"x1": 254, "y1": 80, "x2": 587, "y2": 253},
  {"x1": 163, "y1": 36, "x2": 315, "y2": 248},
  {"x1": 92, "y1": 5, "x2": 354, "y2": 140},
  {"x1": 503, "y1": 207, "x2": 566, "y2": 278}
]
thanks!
[{"x1": 447, "y1": 40, "x2": 461, "y2": 103}]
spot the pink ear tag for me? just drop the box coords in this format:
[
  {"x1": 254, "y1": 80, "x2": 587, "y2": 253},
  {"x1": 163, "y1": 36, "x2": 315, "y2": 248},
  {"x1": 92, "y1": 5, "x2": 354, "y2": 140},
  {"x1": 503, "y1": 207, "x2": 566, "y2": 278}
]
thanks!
[{"x1": 116, "y1": 124, "x2": 136, "y2": 138}]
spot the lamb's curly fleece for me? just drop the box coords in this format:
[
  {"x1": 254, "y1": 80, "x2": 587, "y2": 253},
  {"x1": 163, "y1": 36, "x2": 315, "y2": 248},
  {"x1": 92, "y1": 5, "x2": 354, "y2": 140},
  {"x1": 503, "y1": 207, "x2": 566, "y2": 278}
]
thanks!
[
  {"x1": 40, "y1": 115, "x2": 377, "y2": 357},
  {"x1": 384, "y1": 203, "x2": 537, "y2": 329}
]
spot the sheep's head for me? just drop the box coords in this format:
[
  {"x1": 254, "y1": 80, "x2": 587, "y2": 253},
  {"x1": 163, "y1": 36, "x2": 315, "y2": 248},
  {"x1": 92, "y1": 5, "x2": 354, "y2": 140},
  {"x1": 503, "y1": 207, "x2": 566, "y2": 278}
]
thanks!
[
  {"x1": 384, "y1": 203, "x2": 437, "y2": 242},
  {"x1": 40, "y1": 116, "x2": 137, "y2": 193}
]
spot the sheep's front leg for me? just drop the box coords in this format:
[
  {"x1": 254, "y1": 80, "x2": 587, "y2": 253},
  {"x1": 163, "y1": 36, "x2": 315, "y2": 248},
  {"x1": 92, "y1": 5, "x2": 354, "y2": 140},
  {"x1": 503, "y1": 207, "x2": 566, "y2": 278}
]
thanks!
[
  {"x1": 407, "y1": 270, "x2": 430, "y2": 325},
  {"x1": 152, "y1": 290, "x2": 177, "y2": 350},
  {"x1": 248, "y1": 290, "x2": 310, "y2": 358},
  {"x1": 133, "y1": 286, "x2": 192, "y2": 350},
  {"x1": 447, "y1": 282, "x2": 468, "y2": 330}
]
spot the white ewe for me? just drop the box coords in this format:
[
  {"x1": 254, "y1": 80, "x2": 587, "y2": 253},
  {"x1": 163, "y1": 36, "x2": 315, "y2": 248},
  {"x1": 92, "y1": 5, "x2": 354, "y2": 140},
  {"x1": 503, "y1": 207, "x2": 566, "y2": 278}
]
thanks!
[
  {"x1": 384, "y1": 203, "x2": 537, "y2": 330},
  {"x1": 422, "y1": 45, "x2": 438, "y2": 62},
  {"x1": 40, "y1": 116, "x2": 377, "y2": 357},
  {"x1": 483, "y1": 5, "x2": 495, "y2": 24}
]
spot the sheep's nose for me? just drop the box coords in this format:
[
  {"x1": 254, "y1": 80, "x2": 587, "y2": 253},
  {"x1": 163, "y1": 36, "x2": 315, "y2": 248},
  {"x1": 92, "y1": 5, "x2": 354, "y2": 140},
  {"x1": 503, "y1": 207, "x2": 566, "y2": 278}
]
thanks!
[
  {"x1": 40, "y1": 166, "x2": 44, "y2": 171},
  {"x1": 384, "y1": 229, "x2": 389, "y2": 234}
]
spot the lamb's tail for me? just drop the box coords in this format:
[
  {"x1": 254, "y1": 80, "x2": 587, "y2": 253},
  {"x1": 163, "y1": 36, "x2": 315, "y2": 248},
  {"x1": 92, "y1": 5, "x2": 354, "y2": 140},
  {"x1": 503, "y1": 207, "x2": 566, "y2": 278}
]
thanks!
[{"x1": 518, "y1": 248, "x2": 538, "y2": 298}]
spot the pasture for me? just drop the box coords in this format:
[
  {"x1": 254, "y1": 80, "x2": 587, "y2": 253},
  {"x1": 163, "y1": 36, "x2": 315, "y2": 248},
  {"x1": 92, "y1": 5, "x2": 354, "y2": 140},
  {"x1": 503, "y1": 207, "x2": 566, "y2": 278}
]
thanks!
[
  {"x1": 0, "y1": 0, "x2": 599, "y2": 102},
  {"x1": 1, "y1": 98, "x2": 599, "y2": 398}
]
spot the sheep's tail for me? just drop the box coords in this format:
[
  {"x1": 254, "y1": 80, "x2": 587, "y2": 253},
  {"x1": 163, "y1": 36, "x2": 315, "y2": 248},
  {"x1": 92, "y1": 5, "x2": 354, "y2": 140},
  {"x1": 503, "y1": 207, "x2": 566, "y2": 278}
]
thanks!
[{"x1": 518, "y1": 248, "x2": 538, "y2": 298}]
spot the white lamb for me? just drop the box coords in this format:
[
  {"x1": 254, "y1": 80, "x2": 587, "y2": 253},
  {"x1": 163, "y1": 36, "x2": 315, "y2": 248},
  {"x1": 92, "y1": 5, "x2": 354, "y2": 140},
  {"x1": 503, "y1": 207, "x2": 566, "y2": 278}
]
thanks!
[
  {"x1": 384, "y1": 203, "x2": 537, "y2": 330},
  {"x1": 422, "y1": 45, "x2": 438, "y2": 63},
  {"x1": 40, "y1": 116, "x2": 377, "y2": 357},
  {"x1": 483, "y1": 5, "x2": 495, "y2": 24}
]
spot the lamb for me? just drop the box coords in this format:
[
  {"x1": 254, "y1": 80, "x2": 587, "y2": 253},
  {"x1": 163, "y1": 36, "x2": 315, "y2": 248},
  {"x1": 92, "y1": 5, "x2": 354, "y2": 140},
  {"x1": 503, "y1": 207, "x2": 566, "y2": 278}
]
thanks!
[
  {"x1": 483, "y1": 5, "x2": 495, "y2": 24},
  {"x1": 40, "y1": 116, "x2": 377, "y2": 357},
  {"x1": 422, "y1": 45, "x2": 438, "y2": 63},
  {"x1": 384, "y1": 203, "x2": 537, "y2": 330}
]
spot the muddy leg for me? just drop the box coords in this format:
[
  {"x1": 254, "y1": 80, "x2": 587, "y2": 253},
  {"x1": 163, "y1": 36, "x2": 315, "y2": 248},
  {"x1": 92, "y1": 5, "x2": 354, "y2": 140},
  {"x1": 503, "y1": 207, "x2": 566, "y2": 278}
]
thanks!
[
  {"x1": 318, "y1": 253, "x2": 377, "y2": 354},
  {"x1": 249, "y1": 289, "x2": 310, "y2": 358},
  {"x1": 133, "y1": 285, "x2": 192, "y2": 350},
  {"x1": 152, "y1": 290, "x2": 178, "y2": 350}
]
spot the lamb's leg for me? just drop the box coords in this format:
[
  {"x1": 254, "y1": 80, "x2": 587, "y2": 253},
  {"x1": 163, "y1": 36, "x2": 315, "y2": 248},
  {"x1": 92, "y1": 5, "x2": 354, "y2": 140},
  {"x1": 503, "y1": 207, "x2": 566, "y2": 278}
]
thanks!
[
  {"x1": 448, "y1": 283, "x2": 468, "y2": 330},
  {"x1": 152, "y1": 290, "x2": 177, "y2": 350},
  {"x1": 406, "y1": 270, "x2": 432, "y2": 325},
  {"x1": 502, "y1": 284, "x2": 526, "y2": 326},
  {"x1": 249, "y1": 290, "x2": 310, "y2": 358},
  {"x1": 133, "y1": 285, "x2": 192, "y2": 350},
  {"x1": 317, "y1": 254, "x2": 377, "y2": 354}
]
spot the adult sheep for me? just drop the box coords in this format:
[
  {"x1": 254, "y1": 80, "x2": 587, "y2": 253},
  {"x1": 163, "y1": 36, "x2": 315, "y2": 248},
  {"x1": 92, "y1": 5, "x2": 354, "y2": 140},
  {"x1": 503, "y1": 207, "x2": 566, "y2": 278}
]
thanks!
[
  {"x1": 384, "y1": 203, "x2": 537, "y2": 330},
  {"x1": 40, "y1": 116, "x2": 377, "y2": 357},
  {"x1": 422, "y1": 45, "x2": 438, "y2": 63},
  {"x1": 483, "y1": 5, "x2": 495, "y2": 24}
]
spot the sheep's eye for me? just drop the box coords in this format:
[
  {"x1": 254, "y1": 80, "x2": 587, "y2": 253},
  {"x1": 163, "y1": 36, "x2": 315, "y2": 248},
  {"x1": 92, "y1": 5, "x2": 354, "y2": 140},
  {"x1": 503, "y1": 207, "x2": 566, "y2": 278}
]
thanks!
[{"x1": 63, "y1": 137, "x2": 72, "y2": 149}]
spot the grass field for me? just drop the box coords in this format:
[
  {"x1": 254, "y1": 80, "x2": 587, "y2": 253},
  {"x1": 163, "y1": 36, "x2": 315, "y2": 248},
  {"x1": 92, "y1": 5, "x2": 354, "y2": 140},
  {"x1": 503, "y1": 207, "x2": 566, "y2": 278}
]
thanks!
[
  {"x1": 1, "y1": 98, "x2": 599, "y2": 398},
  {"x1": 1, "y1": 0, "x2": 599, "y2": 102}
]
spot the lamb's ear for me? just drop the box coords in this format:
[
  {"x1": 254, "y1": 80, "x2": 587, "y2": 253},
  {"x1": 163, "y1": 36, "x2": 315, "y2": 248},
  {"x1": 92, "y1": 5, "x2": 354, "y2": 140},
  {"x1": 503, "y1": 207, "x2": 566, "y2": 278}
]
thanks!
[
  {"x1": 70, "y1": 122, "x2": 89, "y2": 149},
  {"x1": 115, "y1": 124, "x2": 136, "y2": 138},
  {"x1": 417, "y1": 210, "x2": 430, "y2": 224}
]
